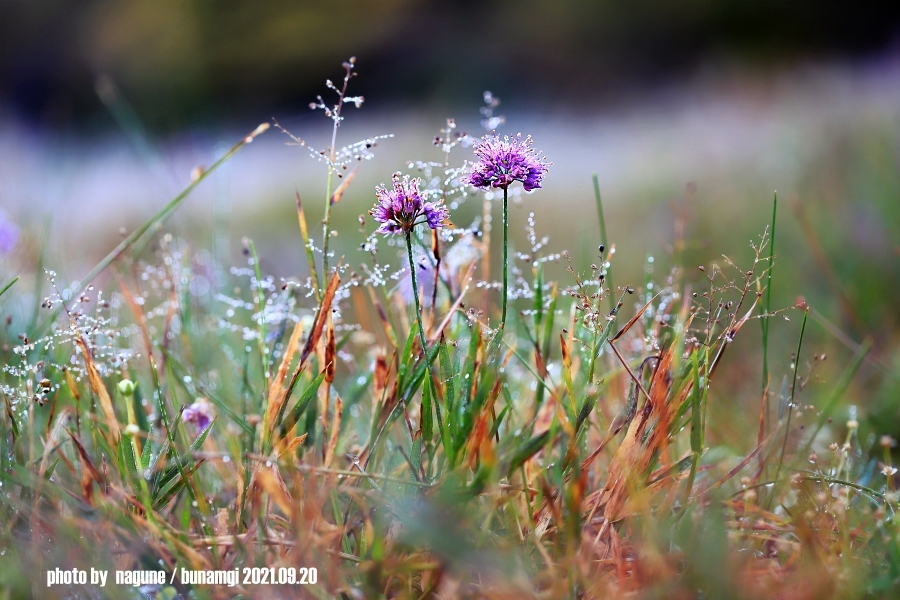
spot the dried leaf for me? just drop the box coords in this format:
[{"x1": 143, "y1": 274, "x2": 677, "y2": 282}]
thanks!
[
  {"x1": 65, "y1": 428, "x2": 103, "y2": 504},
  {"x1": 325, "y1": 317, "x2": 336, "y2": 384},
  {"x1": 610, "y1": 293, "x2": 660, "y2": 343},
  {"x1": 64, "y1": 368, "x2": 80, "y2": 402},
  {"x1": 299, "y1": 269, "x2": 340, "y2": 365},
  {"x1": 329, "y1": 167, "x2": 357, "y2": 205},
  {"x1": 76, "y1": 338, "x2": 119, "y2": 440},
  {"x1": 253, "y1": 468, "x2": 294, "y2": 515},
  {"x1": 324, "y1": 396, "x2": 342, "y2": 468},
  {"x1": 464, "y1": 381, "x2": 500, "y2": 469},
  {"x1": 373, "y1": 352, "x2": 389, "y2": 400},
  {"x1": 278, "y1": 268, "x2": 340, "y2": 427},
  {"x1": 325, "y1": 396, "x2": 344, "y2": 467},
  {"x1": 431, "y1": 228, "x2": 441, "y2": 262},
  {"x1": 280, "y1": 433, "x2": 308, "y2": 457},
  {"x1": 265, "y1": 319, "x2": 305, "y2": 433}
]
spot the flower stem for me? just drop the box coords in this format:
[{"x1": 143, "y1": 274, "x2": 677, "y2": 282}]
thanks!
[
  {"x1": 321, "y1": 136, "x2": 337, "y2": 291},
  {"x1": 405, "y1": 231, "x2": 429, "y2": 354},
  {"x1": 321, "y1": 72, "x2": 349, "y2": 292},
  {"x1": 501, "y1": 186, "x2": 509, "y2": 330}
]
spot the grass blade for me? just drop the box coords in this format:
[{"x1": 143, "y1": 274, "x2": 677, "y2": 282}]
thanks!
[
  {"x1": 33, "y1": 123, "x2": 269, "y2": 336},
  {"x1": 281, "y1": 370, "x2": 326, "y2": 436},
  {"x1": 773, "y1": 307, "x2": 808, "y2": 486},
  {"x1": 0, "y1": 276, "x2": 19, "y2": 300},
  {"x1": 592, "y1": 173, "x2": 615, "y2": 313}
]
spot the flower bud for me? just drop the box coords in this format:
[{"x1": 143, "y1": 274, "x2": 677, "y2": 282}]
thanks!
[{"x1": 118, "y1": 379, "x2": 136, "y2": 397}]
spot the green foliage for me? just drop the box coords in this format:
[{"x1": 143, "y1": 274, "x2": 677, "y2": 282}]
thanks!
[{"x1": 0, "y1": 87, "x2": 897, "y2": 600}]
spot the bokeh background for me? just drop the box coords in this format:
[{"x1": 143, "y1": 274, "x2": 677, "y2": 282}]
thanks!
[{"x1": 2, "y1": 1, "x2": 900, "y2": 446}]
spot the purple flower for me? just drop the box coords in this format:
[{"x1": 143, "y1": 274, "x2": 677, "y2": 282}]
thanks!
[
  {"x1": 0, "y1": 211, "x2": 19, "y2": 255},
  {"x1": 370, "y1": 173, "x2": 449, "y2": 235},
  {"x1": 465, "y1": 134, "x2": 549, "y2": 192},
  {"x1": 183, "y1": 398, "x2": 214, "y2": 434}
]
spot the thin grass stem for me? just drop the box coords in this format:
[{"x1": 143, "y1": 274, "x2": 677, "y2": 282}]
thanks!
[
  {"x1": 773, "y1": 307, "x2": 807, "y2": 487},
  {"x1": 761, "y1": 193, "x2": 777, "y2": 390}
]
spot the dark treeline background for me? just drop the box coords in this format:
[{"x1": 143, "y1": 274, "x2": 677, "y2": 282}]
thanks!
[{"x1": 4, "y1": 0, "x2": 900, "y2": 131}]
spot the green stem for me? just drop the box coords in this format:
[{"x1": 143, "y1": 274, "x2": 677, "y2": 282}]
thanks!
[
  {"x1": 762, "y1": 192, "x2": 777, "y2": 395},
  {"x1": 406, "y1": 231, "x2": 429, "y2": 354},
  {"x1": 248, "y1": 239, "x2": 270, "y2": 450},
  {"x1": 501, "y1": 186, "x2": 509, "y2": 330},
  {"x1": 0, "y1": 276, "x2": 18, "y2": 301},
  {"x1": 773, "y1": 308, "x2": 807, "y2": 487},
  {"x1": 321, "y1": 89, "x2": 343, "y2": 290},
  {"x1": 592, "y1": 173, "x2": 615, "y2": 313},
  {"x1": 321, "y1": 162, "x2": 336, "y2": 289}
]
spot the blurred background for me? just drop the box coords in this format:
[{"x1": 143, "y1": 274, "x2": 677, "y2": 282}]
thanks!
[{"x1": 2, "y1": 0, "x2": 900, "y2": 445}]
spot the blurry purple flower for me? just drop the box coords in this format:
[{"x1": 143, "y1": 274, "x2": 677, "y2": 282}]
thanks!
[
  {"x1": 0, "y1": 211, "x2": 20, "y2": 254},
  {"x1": 399, "y1": 250, "x2": 438, "y2": 306},
  {"x1": 399, "y1": 232, "x2": 483, "y2": 305},
  {"x1": 466, "y1": 134, "x2": 549, "y2": 192},
  {"x1": 183, "y1": 398, "x2": 214, "y2": 434},
  {"x1": 370, "y1": 173, "x2": 449, "y2": 235}
]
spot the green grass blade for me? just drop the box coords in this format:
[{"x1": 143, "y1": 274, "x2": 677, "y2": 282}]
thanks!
[
  {"x1": 682, "y1": 350, "x2": 703, "y2": 504},
  {"x1": 421, "y1": 373, "x2": 434, "y2": 442},
  {"x1": 439, "y1": 335, "x2": 455, "y2": 419},
  {"x1": 32, "y1": 124, "x2": 269, "y2": 336},
  {"x1": 161, "y1": 348, "x2": 253, "y2": 435},
  {"x1": 155, "y1": 422, "x2": 214, "y2": 492},
  {"x1": 397, "y1": 321, "x2": 419, "y2": 389},
  {"x1": 281, "y1": 370, "x2": 326, "y2": 436},
  {"x1": 0, "y1": 276, "x2": 19, "y2": 301},
  {"x1": 507, "y1": 431, "x2": 549, "y2": 477},
  {"x1": 592, "y1": 173, "x2": 614, "y2": 313},
  {"x1": 140, "y1": 437, "x2": 153, "y2": 471}
]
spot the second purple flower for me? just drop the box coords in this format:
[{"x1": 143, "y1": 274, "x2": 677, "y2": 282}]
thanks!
[{"x1": 370, "y1": 173, "x2": 449, "y2": 234}]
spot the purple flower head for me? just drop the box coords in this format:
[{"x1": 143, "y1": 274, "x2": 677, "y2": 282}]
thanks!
[
  {"x1": 465, "y1": 134, "x2": 549, "y2": 192},
  {"x1": 183, "y1": 398, "x2": 214, "y2": 434},
  {"x1": 370, "y1": 173, "x2": 449, "y2": 235},
  {"x1": 0, "y1": 211, "x2": 19, "y2": 255}
]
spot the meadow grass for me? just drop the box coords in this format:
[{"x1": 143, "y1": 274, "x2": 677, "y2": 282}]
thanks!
[{"x1": 0, "y1": 62, "x2": 897, "y2": 600}]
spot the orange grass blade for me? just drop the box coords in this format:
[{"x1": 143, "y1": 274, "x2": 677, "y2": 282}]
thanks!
[
  {"x1": 610, "y1": 293, "x2": 659, "y2": 343},
  {"x1": 265, "y1": 319, "x2": 305, "y2": 434},
  {"x1": 76, "y1": 337, "x2": 119, "y2": 441},
  {"x1": 329, "y1": 166, "x2": 357, "y2": 205}
]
